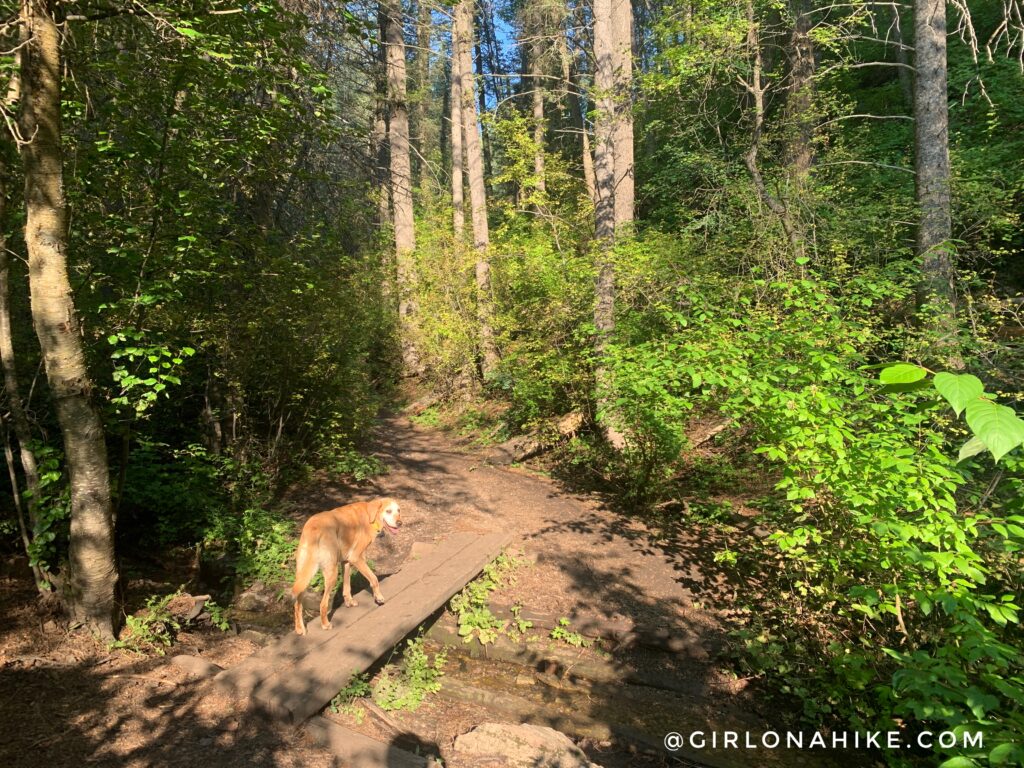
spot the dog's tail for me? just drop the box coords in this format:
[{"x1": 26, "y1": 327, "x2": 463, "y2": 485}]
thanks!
[{"x1": 291, "y1": 533, "x2": 322, "y2": 603}]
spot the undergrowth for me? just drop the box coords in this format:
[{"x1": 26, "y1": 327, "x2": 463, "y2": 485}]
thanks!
[
  {"x1": 448, "y1": 551, "x2": 527, "y2": 644},
  {"x1": 372, "y1": 635, "x2": 447, "y2": 712}
]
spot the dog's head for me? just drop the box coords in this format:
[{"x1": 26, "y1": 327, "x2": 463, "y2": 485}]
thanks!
[{"x1": 372, "y1": 498, "x2": 402, "y2": 535}]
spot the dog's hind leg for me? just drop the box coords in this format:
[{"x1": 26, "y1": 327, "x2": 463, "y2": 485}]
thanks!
[
  {"x1": 342, "y1": 562, "x2": 358, "y2": 607},
  {"x1": 319, "y1": 556, "x2": 339, "y2": 630},
  {"x1": 292, "y1": 544, "x2": 319, "y2": 635}
]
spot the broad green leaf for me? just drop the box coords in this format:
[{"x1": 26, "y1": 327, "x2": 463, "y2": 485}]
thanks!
[
  {"x1": 965, "y1": 399, "x2": 1024, "y2": 461},
  {"x1": 934, "y1": 372, "x2": 985, "y2": 416},
  {"x1": 958, "y1": 436, "x2": 987, "y2": 463},
  {"x1": 939, "y1": 758, "x2": 978, "y2": 768},
  {"x1": 989, "y1": 742, "x2": 1024, "y2": 765},
  {"x1": 879, "y1": 363, "x2": 927, "y2": 385}
]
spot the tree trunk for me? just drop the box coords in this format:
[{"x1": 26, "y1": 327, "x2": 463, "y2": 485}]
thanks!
[
  {"x1": 785, "y1": 0, "x2": 815, "y2": 189},
  {"x1": 611, "y1": 0, "x2": 634, "y2": 230},
  {"x1": 373, "y1": 18, "x2": 391, "y2": 230},
  {"x1": 914, "y1": 0, "x2": 954, "y2": 308},
  {"x1": 473, "y1": 33, "x2": 494, "y2": 188},
  {"x1": 742, "y1": 0, "x2": 803, "y2": 273},
  {"x1": 382, "y1": 0, "x2": 420, "y2": 374},
  {"x1": 1, "y1": 52, "x2": 48, "y2": 591},
  {"x1": 532, "y1": 51, "x2": 546, "y2": 196},
  {"x1": 413, "y1": 0, "x2": 432, "y2": 189},
  {"x1": 582, "y1": 126, "x2": 596, "y2": 204},
  {"x1": 19, "y1": 0, "x2": 117, "y2": 639},
  {"x1": 889, "y1": 5, "x2": 914, "y2": 109},
  {"x1": 455, "y1": 0, "x2": 499, "y2": 377},
  {"x1": 592, "y1": 0, "x2": 626, "y2": 450},
  {"x1": 450, "y1": 29, "x2": 465, "y2": 240}
]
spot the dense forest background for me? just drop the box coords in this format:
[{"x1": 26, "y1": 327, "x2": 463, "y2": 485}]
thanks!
[{"x1": 1, "y1": 0, "x2": 1023, "y2": 765}]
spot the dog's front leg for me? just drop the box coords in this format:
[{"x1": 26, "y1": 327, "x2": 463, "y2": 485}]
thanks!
[
  {"x1": 354, "y1": 558, "x2": 385, "y2": 605},
  {"x1": 342, "y1": 562, "x2": 358, "y2": 607}
]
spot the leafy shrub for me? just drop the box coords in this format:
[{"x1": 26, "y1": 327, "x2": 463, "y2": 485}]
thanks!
[
  {"x1": 372, "y1": 636, "x2": 447, "y2": 712},
  {"x1": 603, "y1": 269, "x2": 1023, "y2": 764},
  {"x1": 110, "y1": 591, "x2": 182, "y2": 656},
  {"x1": 449, "y1": 552, "x2": 522, "y2": 645},
  {"x1": 550, "y1": 617, "x2": 592, "y2": 648},
  {"x1": 330, "y1": 672, "x2": 372, "y2": 720}
]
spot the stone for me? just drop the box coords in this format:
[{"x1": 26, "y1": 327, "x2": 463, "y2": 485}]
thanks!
[
  {"x1": 234, "y1": 581, "x2": 276, "y2": 611},
  {"x1": 170, "y1": 654, "x2": 223, "y2": 679},
  {"x1": 454, "y1": 722, "x2": 601, "y2": 768},
  {"x1": 238, "y1": 629, "x2": 270, "y2": 646}
]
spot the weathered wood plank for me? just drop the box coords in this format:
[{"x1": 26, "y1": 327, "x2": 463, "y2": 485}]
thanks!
[
  {"x1": 251, "y1": 531, "x2": 513, "y2": 723},
  {"x1": 304, "y1": 716, "x2": 431, "y2": 768},
  {"x1": 215, "y1": 531, "x2": 482, "y2": 699}
]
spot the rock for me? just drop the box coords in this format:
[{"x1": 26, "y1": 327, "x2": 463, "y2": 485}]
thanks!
[
  {"x1": 183, "y1": 594, "x2": 211, "y2": 622},
  {"x1": 454, "y1": 722, "x2": 601, "y2": 768},
  {"x1": 234, "y1": 581, "x2": 276, "y2": 611},
  {"x1": 42, "y1": 620, "x2": 59, "y2": 634},
  {"x1": 238, "y1": 629, "x2": 270, "y2": 646},
  {"x1": 170, "y1": 654, "x2": 223, "y2": 679}
]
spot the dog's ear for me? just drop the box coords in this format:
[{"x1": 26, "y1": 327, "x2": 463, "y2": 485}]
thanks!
[{"x1": 367, "y1": 499, "x2": 385, "y2": 525}]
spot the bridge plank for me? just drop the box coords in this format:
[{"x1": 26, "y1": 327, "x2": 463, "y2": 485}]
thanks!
[
  {"x1": 252, "y1": 531, "x2": 513, "y2": 723},
  {"x1": 215, "y1": 530, "x2": 513, "y2": 725},
  {"x1": 215, "y1": 532, "x2": 479, "y2": 699},
  {"x1": 304, "y1": 716, "x2": 432, "y2": 768}
]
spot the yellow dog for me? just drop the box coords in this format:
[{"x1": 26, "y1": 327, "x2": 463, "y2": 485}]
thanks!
[{"x1": 291, "y1": 498, "x2": 402, "y2": 635}]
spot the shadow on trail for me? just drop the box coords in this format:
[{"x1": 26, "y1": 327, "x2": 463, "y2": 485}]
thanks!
[{"x1": 0, "y1": 655, "x2": 329, "y2": 768}]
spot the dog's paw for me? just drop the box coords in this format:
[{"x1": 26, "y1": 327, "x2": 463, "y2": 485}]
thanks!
[
  {"x1": 344, "y1": 597, "x2": 359, "y2": 607},
  {"x1": 321, "y1": 620, "x2": 333, "y2": 631},
  {"x1": 374, "y1": 595, "x2": 385, "y2": 606},
  {"x1": 295, "y1": 625, "x2": 307, "y2": 636}
]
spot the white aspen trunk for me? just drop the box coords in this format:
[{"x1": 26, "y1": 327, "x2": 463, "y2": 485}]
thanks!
[
  {"x1": 611, "y1": 0, "x2": 634, "y2": 229},
  {"x1": 383, "y1": 0, "x2": 420, "y2": 373},
  {"x1": 450, "y1": 30, "x2": 465, "y2": 240},
  {"x1": 455, "y1": 0, "x2": 499, "y2": 377},
  {"x1": 19, "y1": 0, "x2": 117, "y2": 638},
  {"x1": 592, "y1": 0, "x2": 626, "y2": 449}
]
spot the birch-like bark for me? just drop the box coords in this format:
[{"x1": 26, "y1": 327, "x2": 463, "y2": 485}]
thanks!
[
  {"x1": 455, "y1": 0, "x2": 498, "y2": 377},
  {"x1": 531, "y1": 52, "x2": 546, "y2": 196},
  {"x1": 611, "y1": 0, "x2": 634, "y2": 229},
  {"x1": 382, "y1": 0, "x2": 420, "y2": 373},
  {"x1": 593, "y1": 0, "x2": 626, "y2": 449},
  {"x1": 450, "y1": 29, "x2": 465, "y2": 240},
  {"x1": 0, "y1": 51, "x2": 47, "y2": 590},
  {"x1": 20, "y1": 0, "x2": 117, "y2": 638}
]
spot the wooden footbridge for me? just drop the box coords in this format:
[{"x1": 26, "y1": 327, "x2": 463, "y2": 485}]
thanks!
[{"x1": 215, "y1": 531, "x2": 513, "y2": 727}]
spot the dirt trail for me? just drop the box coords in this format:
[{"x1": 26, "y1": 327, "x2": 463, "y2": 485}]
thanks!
[
  {"x1": 360, "y1": 414, "x2": 722, "y2": 639},
  {"x1": 0, "y1": 412, "x2": 854, "y2": 768},
  {"x1": 302, "y1": 414, "x2": 855, "y2": 768}
]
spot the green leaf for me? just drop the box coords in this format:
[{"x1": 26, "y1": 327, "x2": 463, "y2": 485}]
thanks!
[
  {"x1": 933, "y1": 372, "x2": 985, "y2": 416},
  {"x1": 965, "y1": 399, "x2": 1024, "y2": 462},
  {"x1": 938, "y1": 758, "x2": 978, "y2": 768},
  {"x1": 958, "y1": 436, "x2": 987, "y2": 463},
  {"x1": 879, "y1": 363, "x2": 927, "y2": 385},
  {"x1": 175, "y1": 26, "x2": 203, "y2": 39},
  {"x1": 989, "y1": 742, "x2": 1024, "y2": 765}
]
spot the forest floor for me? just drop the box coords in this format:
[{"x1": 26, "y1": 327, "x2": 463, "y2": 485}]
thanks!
[{"x1": 0, "y1": 406, "x2": 868, "y2": 768}]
